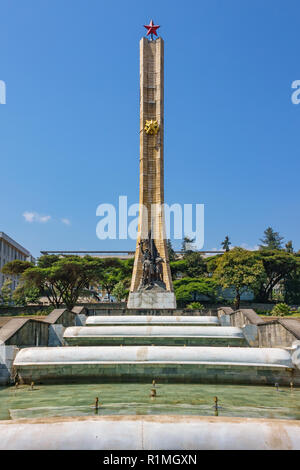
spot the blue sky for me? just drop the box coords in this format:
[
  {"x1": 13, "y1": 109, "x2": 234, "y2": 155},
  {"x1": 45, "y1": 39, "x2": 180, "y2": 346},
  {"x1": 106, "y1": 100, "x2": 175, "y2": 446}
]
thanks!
[{"x1": 0, "y1": 0, "x2": 300, "y2": 257}]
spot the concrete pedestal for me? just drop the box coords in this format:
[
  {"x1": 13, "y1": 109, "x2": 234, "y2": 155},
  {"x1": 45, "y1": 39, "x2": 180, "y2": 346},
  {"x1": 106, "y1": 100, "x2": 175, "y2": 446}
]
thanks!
[{"x1": 127, "y1": 291, "x2": 176, "y2": 309}]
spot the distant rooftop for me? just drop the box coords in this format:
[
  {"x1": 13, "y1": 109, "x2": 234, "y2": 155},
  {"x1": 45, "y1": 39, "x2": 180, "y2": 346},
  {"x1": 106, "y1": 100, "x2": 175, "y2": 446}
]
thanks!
[
  {"x1": 0, "y1": 232, "x2": 30, "y2": 256},
  {"x1": 40, "y1": 250, "x2": 224, "y2": 259}
]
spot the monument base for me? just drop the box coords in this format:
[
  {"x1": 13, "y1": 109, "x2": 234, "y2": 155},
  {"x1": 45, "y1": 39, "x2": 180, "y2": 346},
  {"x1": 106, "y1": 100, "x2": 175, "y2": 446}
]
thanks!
[{"x1": 127, "y1": 291, "x2": 176, "y2": 309}]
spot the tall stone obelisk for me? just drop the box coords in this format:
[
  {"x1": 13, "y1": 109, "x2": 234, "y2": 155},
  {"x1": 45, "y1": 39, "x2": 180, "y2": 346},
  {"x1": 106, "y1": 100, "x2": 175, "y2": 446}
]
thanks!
[{"x1": 127, "y1": 22, "x2": 176, "y2": 309}]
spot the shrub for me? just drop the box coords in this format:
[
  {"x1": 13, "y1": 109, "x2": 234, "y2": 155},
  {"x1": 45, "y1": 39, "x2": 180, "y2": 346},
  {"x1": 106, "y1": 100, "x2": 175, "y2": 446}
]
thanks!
[
  {"x1": 186, "y1": 302, "x2": 205, "y2": 311},
  {"x1": 271, "y1": 303, "x2": 292, "y2": 317},
  {"x1": 255, "y1": 309, "x2": 271, "y2": 316}
]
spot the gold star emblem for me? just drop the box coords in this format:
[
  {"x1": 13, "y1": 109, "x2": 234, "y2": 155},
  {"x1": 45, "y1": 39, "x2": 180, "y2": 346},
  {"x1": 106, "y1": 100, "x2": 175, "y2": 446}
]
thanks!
[{"x1": 144, "y1": 119, "x2": 159, "y2": 135}]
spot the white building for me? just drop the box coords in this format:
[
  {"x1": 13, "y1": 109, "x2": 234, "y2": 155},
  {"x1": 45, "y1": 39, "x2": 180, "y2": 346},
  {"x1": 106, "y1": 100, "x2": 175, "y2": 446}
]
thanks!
[{"x1": 0, "y1": 232, "x2": 34, "y2": 290}]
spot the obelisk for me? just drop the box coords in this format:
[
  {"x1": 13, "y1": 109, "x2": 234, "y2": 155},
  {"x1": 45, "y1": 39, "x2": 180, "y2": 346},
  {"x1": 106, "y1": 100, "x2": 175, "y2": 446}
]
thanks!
[{"x1": 127, "y1": 21, "x2": 176, "y2": 309}]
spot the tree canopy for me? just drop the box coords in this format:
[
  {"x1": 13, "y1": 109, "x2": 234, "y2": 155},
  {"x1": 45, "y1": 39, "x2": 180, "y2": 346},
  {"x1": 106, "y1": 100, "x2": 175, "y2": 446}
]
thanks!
[
  {"x1": 213, "y1": 247, "x2": 265, "y2": 309},
  {"x1": 1, "y1": 255, "x2": 133, "y2": 310},
  {"x1": 173, "y1": 277, "x2": 217, "y2": 307},
  {"x1": 259, "y1": 227, "x2": 284, "y2": 250},
  {"x1": 255, "y1": 249, "x2": 300, "y2": 302},
  {"x1": 1, "y1": 232, "x2": 299, "y2": 310},
  {"x1": 221, "y1": 236, "x2": 231, "y2": 252},
  {"x1": 170, "y1": 252, "x2": 207, "y2": 279}
]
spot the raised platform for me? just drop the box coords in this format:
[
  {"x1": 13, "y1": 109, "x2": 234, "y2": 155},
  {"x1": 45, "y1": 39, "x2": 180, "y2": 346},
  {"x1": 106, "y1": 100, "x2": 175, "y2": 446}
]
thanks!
[
  {"x1": 13, "y1": 345, "x2": 299, "y2": 385},
  {"x1": 63, "y1": 326, "x2": 246, "y2": 347},
  {"x1": 86, "y1": 315, "x2": 220, "y2": 326},
  {"x1": 127, "y1": 291, "x2": 177, "y2": 309}
]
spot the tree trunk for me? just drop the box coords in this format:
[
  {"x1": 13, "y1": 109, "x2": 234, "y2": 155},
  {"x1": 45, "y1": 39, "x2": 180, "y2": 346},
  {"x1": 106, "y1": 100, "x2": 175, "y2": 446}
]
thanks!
[{"x1": 234, "y1": 292, "x2": 241, "y2": 311}]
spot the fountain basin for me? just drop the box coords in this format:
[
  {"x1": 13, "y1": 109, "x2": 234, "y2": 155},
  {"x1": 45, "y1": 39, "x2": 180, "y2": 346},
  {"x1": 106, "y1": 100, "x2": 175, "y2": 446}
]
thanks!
[
  {"x1": 63, "y1": 326, "x2": 246, "y2": 347},
  {"x1": 1, "y1": 414, "x2": 300, "y2": 450},
  {"x1": 86, "y1": 315, "x2": 220, "y2": 326},
  {"x1": 13, "y1": 346, "x2": 299, "y2": 385}
]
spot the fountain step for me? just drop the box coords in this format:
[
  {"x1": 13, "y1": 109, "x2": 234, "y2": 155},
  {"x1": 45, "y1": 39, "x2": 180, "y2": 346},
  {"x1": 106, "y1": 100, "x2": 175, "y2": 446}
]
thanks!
[
  {"x1": 1, "y1": 415, "x2": 300, "y2": 450},
  {"x1": 63, "y1": 326, "x2": 247, "y2": 347},
  {"x1": 13, "y1": 346, "x2": 299, "y2": 385},
  {"x1": 86, "y1": 315, "x2": 220, "y2": 326}
]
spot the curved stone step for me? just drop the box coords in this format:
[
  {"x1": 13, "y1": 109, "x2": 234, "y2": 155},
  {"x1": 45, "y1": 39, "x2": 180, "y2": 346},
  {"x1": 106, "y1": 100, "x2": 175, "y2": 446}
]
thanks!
[
  {"x1": 0, "y1": 415, "x2": 300, "y2": 450},
  {"x1": 63, "y1": 326, "x2": 246, "y2": 347},
  {"x1": 86, "y1": 315, "x2": 220, "y2": 326},
  {"x1": 13, "y1": 345, "x2": 298, "y2": 385}
]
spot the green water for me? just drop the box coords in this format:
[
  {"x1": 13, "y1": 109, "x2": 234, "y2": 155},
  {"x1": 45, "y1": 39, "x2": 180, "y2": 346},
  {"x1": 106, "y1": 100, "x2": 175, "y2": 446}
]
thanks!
[{"x1": 1, "y1": 383, "x2": 300, "y2": 421}]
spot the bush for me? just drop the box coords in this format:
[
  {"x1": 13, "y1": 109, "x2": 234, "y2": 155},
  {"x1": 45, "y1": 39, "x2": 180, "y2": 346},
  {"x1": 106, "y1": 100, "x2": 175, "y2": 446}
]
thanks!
[
  {"x1": 255, "y1": 309, "x2": 271, "y2": 316},
  {"x1": 186, "y1": 302, "x2": 205, "y2": 311},
  {"x1": 271, "y1": 303, "x2": 292, "y2": 317}
]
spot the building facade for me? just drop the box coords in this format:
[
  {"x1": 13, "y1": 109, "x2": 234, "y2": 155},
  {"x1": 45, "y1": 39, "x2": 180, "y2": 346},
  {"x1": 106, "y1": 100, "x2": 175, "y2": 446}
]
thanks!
[{"x1": 0, "y1": 232, "x2": 34, "y2": 290}]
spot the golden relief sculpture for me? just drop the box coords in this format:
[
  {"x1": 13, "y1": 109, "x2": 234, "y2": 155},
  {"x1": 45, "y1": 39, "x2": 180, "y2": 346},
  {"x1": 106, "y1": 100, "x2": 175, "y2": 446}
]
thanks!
[{"x1": 144, "y1": 119, "x2": 159, "y2": 135}]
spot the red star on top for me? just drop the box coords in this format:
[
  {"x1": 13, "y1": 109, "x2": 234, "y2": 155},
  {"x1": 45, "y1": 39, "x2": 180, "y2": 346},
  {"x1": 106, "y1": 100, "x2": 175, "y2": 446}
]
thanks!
[{"x1": 144, "y1": 19, "x2": 160, "y2": 37}]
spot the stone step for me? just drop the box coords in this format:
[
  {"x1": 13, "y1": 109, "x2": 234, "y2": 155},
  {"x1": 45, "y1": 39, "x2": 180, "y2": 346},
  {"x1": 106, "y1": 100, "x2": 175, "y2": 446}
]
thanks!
[
  {"x1": 13, "y1": 346, "x2": 298, "y2": 386},
  {"x1": 63, "y1": 326, "x2": 246, "y2": 347},
  {"x1": 86, "y1": 315, "x2": 220, "y2": 327}
]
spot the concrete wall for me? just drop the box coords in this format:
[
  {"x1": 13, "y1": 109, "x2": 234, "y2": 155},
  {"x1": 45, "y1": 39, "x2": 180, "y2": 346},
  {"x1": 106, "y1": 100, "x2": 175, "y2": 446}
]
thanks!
[
  {"x1": 75, "y1": 314, "x2": 87, "y2": 326},
  {"x1": 0, "y1": 342, "x2": 18, "y2": 385},
  {"x1": 258, "y1": 322, "x2": 297, "y2": 348},
  {"x1": 0, "y1": 309, "x2": 78, "y2": 348},
  {"x1": 47, "y1": 309, "x2": 76, "y2": 328},
  {"x1": 0, "y1": 310, "x2": 79, "y2": 381},
  {"x1": 229, "y1": 310, "x2": 258, "y2": 328},
  {"x1": 218, "y1": 307, "x2": 300, "y2": 348},
  {"x1": 48, "y1": 324, "x2": 66, "y2": 347},
  {"x1": 4, "y1": 320, "x2": 49, "y2": 347}
]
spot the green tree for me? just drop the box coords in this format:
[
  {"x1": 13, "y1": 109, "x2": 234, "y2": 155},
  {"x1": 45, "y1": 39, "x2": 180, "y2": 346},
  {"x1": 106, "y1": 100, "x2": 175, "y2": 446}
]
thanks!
[
  {"x1": 285, "y1": 241, "x2": 294, "y2": 253},
  {"x1": 181, "y1": 236, "x2": 195, "y2": 257},
  {"x1": 12, "y1": 285, "x2": 41, "y2": 306},
  {"x1": 21, "y1": 255, "x2": 103, "y2": 310},
  {"x1": 283, "y1": 267, "x2": 300, "y2": 304},
  {"x1": 2, "y1": 260, "x2": 33, "y2": 276},
  {"x1": 170, "y1": 252, "x2": 207, "y2": 280},
  {"x1": 206, "y1": 254, "x2": 223, "y2": 275},
  {"x1": 112, "y1": 281, "x2": 128, "y2": 302},
  {"x1": 166, "y1": 239, "x2": 176, "y2": 261},
  {"x1": 259, "y1": 227, "x2": 284, "y2": 250},
  {"x1": 97, "y1": 258, "x2": 130, "y2": 301},
  {"x1": 0, "y1": 279, "x2": 13, "y2": 306},
  {"x1": 12, "y1": 284, "x2": 26, "y2": 306},
  {"x1": 213, "y1": 247, "x2": 265, "y2": 310},
  {"x1": 37, "y1": 255, "x2": 61, "y2": 268},
  {"x1": 221, "y1": 236, "x2": 231, "y2": 252},
  {"x1": 3, "y1": 255, "x2": 134, "y2": 310},
  {"x1": 255, "y1": 250, "x2": 300, "y2": 302},
  {"x1": 100, "y1": 272, "x2": 119, "y2": 300},
  {"x1": 173, "y1": 277, "x2": 217, "y2": 307},
  {"x1": 184, "y1": 252, "x2": 207, "y2": 277},
  {"x1": 170, "y1": 259, "x2": 187, "y2": 280}
]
